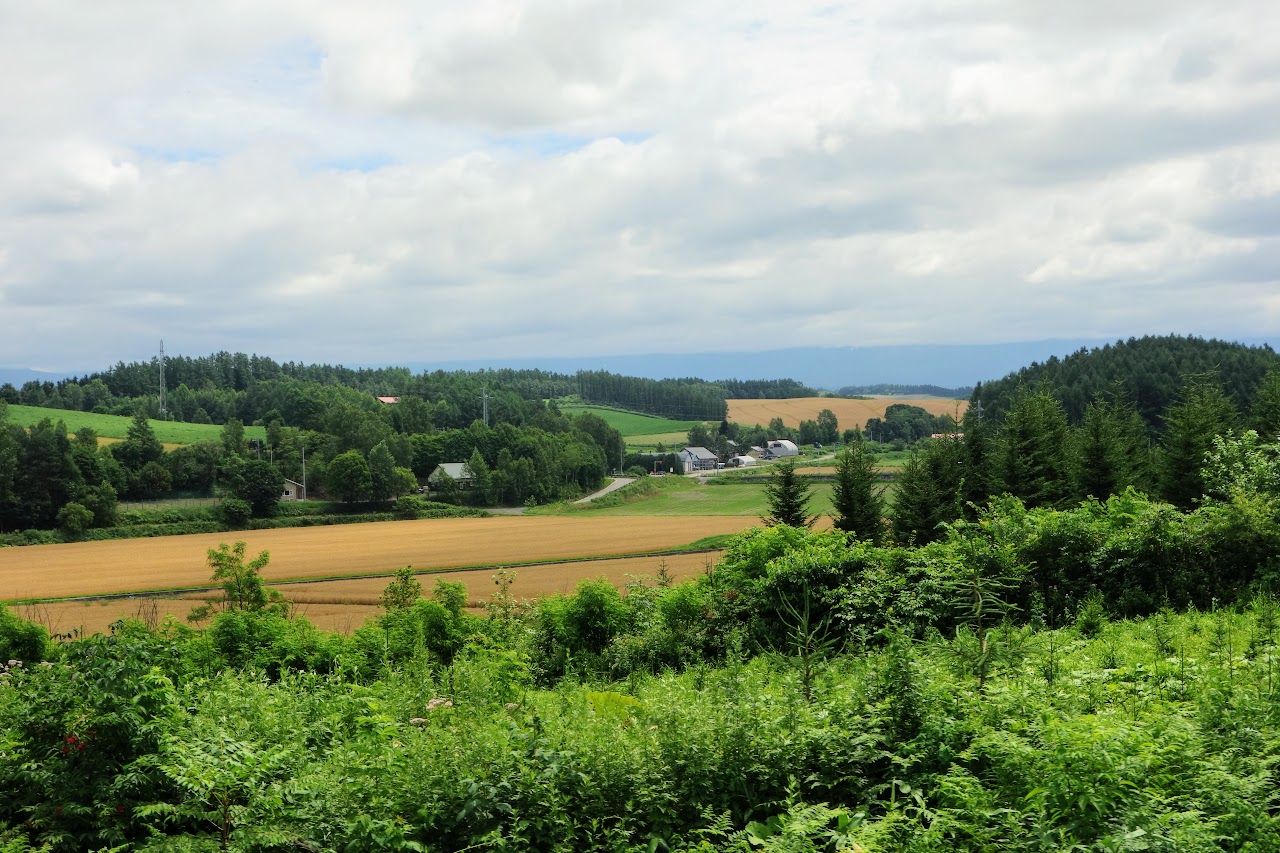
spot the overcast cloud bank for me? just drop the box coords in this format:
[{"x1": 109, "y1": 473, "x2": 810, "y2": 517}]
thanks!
[{"x1": 2, "y1": 0, "x2": 1277, "y2": 371}]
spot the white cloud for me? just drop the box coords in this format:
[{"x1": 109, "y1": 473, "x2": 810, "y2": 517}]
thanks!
[{"x1": 0, "y1": 0, "x2": 1277, "y2": 370}]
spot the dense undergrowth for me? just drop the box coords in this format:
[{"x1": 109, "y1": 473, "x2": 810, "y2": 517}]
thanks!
[{"x1": 4, "y1": 487, "x2": 1280, "y2": 851}]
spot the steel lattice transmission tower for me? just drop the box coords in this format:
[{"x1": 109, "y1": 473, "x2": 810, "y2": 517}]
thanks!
[{"x1": 158, "y1": 340, "x2": 167, "y2": 419}]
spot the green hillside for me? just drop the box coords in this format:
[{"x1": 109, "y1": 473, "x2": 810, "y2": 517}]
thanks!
[
  {"x1": 561, "y1": 403, "x2": 705, "y2": 438},
  {"x1": 529, "y1": 474, "x2": 842, "y2": 517},
  {"x1": 973, "y1": 334, "x2": 1280, "y2": 428},
  {"x1": 4, "y1": 404, "x2": 266, "y2": 445}
]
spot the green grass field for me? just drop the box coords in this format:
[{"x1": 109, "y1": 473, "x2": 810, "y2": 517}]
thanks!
[
  {"x1": 4, "y1": 404, "x2": 266, "y2": 446},
  {"x1": 560, "y1": 404, "x2": 706, "y2": 438},
  {"x1": 532, "y1": 475, "x2": 838, "y2": 518}
]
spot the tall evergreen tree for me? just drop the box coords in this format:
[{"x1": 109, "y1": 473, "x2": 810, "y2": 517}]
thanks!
[
  {"x1": 831, "y1": 441, "x2": 884, "y2": 541},
  {"x1": 1159, "y1": 377, "x2": 1238, "y2": 508},
  {"x1": 959, "y1": 411, "x2": 997, "y2": 514},
  {"x1": 1251, "y1": 367, "x2": 1280, "y2": 440},
  {"x1": 762, "y1": 459, "x2": 814, "y2": 529},
  {"x1": 891, "y1": 438, "x2": 965, "y2": 544},
  {"x1": 0, "y1": 401, "x2": 17, "y2": 529},
  {"x1": 463, "y1": 448, "x2": 493, "y2": 507},
  {"x1": 113, "y1": 411, "x2": 164, "y2": 472},
  {"x1": 996, "y1": 387, "x2": 1072, "y2": 509},
  {"x1": 13, "y1": 418, "x2": 82, "y2": 529},
  {"x1": 1071, "y1": 398, "x2": 1152, "y2": 500}
]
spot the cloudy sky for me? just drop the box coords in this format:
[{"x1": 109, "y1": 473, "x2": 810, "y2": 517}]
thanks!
[{"x1": 2, "y1": 0, "x2": 1278, "y2": 372}]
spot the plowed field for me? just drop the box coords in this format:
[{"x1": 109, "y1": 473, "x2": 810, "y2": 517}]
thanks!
[
  {"x1": 11, "y1": 552, "x2": 724, "y2": 637},
  {"x1": 0, "y1": 516, "x2": 756, "y2": 601},
  {"x1": 728, "y1": 397, "x2": 965, "y2": 430}
]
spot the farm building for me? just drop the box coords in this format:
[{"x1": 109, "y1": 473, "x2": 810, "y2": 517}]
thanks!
[
  {"x1": 428, "y1": 462, "x2": 473, "y2": 490},
  {"x1": 729, "y1": 455, "x2": 757, "y2": 468},
  {"x1": 763, "y1": 439, "x2": 799, "y2": 459},
  {"x1": 281, "y1": 479, "x2": 306, "y2": 501},
  {"x1": 679, "y1": 446, "x2": 719, "y2": 472}
]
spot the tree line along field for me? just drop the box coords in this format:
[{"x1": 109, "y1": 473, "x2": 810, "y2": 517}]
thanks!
[
  {"x1": 13, "y1": 551, "x2": 723, "y2": 638},
  {"x1": 727, "y1": 396, "x2": 966, "y2": 430},
  {"x1": 561, "y1": 398, "x2": 968, "y2": 440},
  {"x1": 0, "y1": 515, "x2": 755, "y2": 601},
  {"x1": 5, "y1": 403, "x2": 266, "y2": 446}
]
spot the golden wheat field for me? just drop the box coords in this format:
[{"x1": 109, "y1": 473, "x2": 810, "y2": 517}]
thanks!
[
  {"x1": 0, "y1": 516, "x2": 754, "y2": 601},
  {"x1": 11, "y1": 551, "x2": 723, "y2": 637},
  {"x1": 728, "y1": 396, "x2": 966, "y2": 430}
]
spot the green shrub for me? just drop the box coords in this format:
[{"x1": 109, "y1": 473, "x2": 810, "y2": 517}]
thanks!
[
  {"x1": 392, "y1": 495, "x2": 424, "y2": 519},
  {"x1": 220, "y1": 497, "x2": 253, "y2": 527},
  {"x1": 0, "y1": 610, "x2": 48, "y2": 663},
  {"x1": 56, "y1": 502, "x2": 93, "y2": 539},
  {"x1": 1074, "y1": 590, "x2": 1108, "y2": 638}
]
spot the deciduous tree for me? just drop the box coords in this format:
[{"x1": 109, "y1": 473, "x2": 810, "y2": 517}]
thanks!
[
  {"x1": 368, "y1": 440, "x2": 399, "y2": 502},
  {"x1": 189, "y1": 541, "x2": 288, "y2": 621},
  {"x1": 220, "y1": 457, "x2": 283, "y2": 517},
  {"x1": 327, "y1": 450, "x2": 372, "y2": 503}
]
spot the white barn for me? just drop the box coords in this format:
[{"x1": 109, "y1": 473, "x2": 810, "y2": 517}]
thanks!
[{"x1": 763, "y1": 439, "x2": 799, "y2": 459}]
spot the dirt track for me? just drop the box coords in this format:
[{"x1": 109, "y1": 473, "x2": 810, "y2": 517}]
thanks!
[{"x1": 0, "y1": 516, "x2": 756, "y2": 601}]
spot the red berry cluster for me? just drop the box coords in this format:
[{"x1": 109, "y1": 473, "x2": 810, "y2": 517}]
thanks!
[{"x1": 60, "y1": 734, "x2": 88, "y2": 755}]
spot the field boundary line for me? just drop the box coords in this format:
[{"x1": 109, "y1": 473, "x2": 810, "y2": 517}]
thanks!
[{"x1": 3, "y1": 547, "x2": 727, "y2": 607}]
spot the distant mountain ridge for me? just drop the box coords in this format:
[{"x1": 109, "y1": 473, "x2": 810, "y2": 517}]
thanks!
[
  {"x1": 393, "y1": 340, "x2": 1122, "y2": 390},
  {"x1": 0, "y1": 368, "x2": 76, "y2": 386},
  {"x1": 838, "y1": 383, "x2": 974, "y2": 398},
  {"x1": 404, "y1": 339, "x2": 1280, "y2": 390},
  {"x1": 5, "y1": 337, "x2": 1278, "y2": 393}
]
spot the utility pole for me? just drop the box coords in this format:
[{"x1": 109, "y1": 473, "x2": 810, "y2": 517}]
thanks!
[
  {"x1": 158, "y1": 339, "x2": 167, "y2": 419},
  {"x1": 481, "y1": 387, "x2": 489, "y2": 427},
  {"x1": 301, "y1": 445, "x2": 307, "y2": 501}
]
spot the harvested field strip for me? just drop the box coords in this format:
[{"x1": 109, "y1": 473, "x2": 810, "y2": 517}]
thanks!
[
  {"x1": 727, "y1": 396, "x2": 966, "y2": 429},
  {"x1": 0, "y1": 516, "x2": 756, "y2": 601},
  {"x1": 284, "y1": 551, "x2": 718, "y2": 606},
  {"x1": 10, "y1": 552, "x2": 722, "y2": 637}
]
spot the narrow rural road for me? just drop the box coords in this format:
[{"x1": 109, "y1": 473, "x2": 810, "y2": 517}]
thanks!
[
  {"x1": 574, "y1": 477, "x2": 636, "y2": 504},
  {"x1": 486, "y1": 477, "x2": 637, "y2": 514}
]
